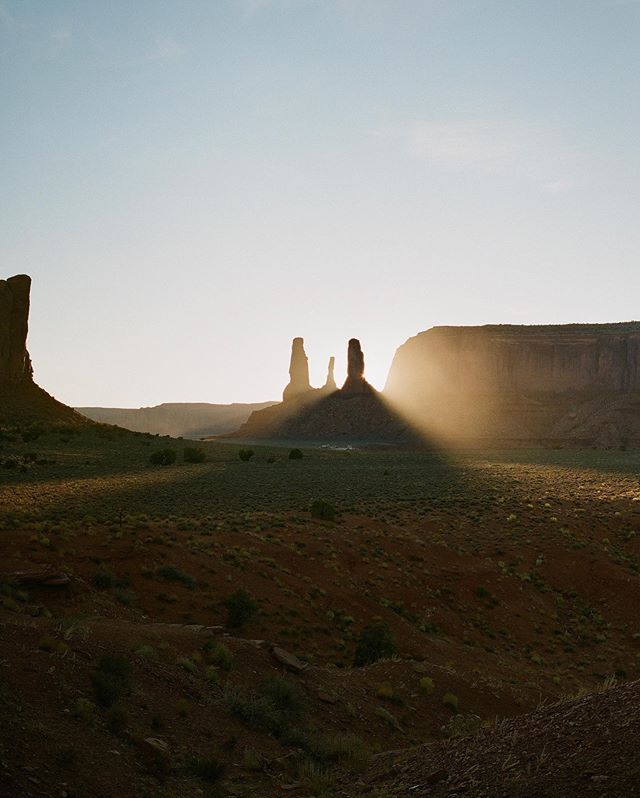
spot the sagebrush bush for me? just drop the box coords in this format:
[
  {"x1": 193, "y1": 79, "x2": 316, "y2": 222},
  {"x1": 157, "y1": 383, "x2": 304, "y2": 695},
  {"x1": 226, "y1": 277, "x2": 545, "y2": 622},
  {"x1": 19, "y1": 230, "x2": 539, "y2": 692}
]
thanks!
[
  {"x1": 184, "y1": 447, "x2": 206, "y2": 463},
  {"x1": 149, "y1": 449, "x2": 176, "y2": 466},
  {"x1": 223, "y1": 588, "x2": 258, "y2": 629},
  {"x1": 310, "y1": 499, "x2": 336, "y2": 521},
  {"x1": 238, "y1": 449, "x2": 254, "y2": 462},
  {"x1": 353, "y1": 622, "x2": 397, "y2": 667},
  {"x1": 91, "y1": 656, "x2": 132, "y2": 707},
  {"x1": 289, "y1": 448, "x2": 303, "y2": 460}
]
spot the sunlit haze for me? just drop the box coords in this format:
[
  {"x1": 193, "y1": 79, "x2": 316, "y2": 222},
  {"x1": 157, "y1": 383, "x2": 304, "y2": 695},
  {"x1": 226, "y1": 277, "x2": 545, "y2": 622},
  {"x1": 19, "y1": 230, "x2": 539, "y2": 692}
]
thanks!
[{"x1": 2, "y1": 0, "x2": 639, "y2": 406}]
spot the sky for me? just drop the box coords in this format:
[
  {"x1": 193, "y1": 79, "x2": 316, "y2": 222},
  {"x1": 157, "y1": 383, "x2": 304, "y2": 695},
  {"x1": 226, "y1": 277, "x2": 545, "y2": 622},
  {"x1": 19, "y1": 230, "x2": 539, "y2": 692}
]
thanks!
[{"x1": 2, "y1": 0, "x2": 640, "y2": 407}]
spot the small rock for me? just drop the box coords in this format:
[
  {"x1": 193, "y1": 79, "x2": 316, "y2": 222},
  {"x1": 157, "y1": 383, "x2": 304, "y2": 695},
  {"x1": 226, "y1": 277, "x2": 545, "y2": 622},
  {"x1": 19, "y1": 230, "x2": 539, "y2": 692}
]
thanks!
[
  {"x1": 272, "y1": 646, "x2": 308, "y2": 673},
  {"x1": 139, "y1": 737, "x2": 170, "y2": 772}
]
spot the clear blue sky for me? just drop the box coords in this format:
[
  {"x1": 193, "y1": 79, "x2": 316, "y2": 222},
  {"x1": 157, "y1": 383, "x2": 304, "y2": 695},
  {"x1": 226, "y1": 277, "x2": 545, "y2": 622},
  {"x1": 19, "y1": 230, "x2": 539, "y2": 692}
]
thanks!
[{"x1": 2, "y1": 0, "x2": 639, "y2": 406}]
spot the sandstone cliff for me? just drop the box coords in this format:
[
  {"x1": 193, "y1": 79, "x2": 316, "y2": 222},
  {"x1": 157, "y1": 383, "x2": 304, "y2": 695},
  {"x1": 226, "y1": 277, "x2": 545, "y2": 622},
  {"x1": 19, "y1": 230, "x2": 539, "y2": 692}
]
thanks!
[
  {"x1": 0, "y1": 274, "x2": 33, "y2": 383},
  {"x1": 385, "y1": 323, "x2": 640, "y2": 447},
  {"x1": 0, "y1": 275, "x2": 84, "y2": 427}
]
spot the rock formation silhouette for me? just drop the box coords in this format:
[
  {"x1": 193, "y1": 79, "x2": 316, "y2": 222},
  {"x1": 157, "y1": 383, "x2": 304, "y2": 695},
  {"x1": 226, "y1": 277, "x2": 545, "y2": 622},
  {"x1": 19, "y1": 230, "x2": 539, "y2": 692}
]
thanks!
[
  {"x1": 323, "y1": 356, "x2": 337, "y2": 393},
  {"x1": 282, "y1": 337, "x2": 311, "y2": 402},
  {"x1": 0, "y1": 274, "x2": 33, "y2": 383},
  {"x1": 233, "y1": 337, "x2": 415, "y2": 442},
  {"x1": 0, "y1": 274, "x2": 83, "y2": 426},
  {"x1": 342, "y1": 338, "x2": 373, "y2": 395}
]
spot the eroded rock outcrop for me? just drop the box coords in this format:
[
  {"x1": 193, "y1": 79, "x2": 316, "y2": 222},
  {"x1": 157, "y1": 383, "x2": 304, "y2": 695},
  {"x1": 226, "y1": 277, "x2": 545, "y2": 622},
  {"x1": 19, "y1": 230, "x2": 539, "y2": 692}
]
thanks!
[
  {"x1": 282, "y1": 337, "x2": 311, "y2": 402},
  {"x1": 385, "y1": 323, "x2": 640, "y2": 447},
  {"x1": 234, "y1": 337, "x2": 415, "y2": 442},
  {"x1": 0, "y1": 274, "x2": 84, "y2": 426},
  {"x1": 0, "y1": 274, "x2": 33, "y2": 382}
]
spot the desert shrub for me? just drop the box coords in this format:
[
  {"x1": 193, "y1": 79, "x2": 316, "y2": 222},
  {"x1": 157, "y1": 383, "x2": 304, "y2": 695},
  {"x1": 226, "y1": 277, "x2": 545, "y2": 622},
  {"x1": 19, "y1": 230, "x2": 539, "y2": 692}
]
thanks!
[
  {"x1": 149, "y1": 449, "x2": 176, "y2": 466},
  {"x1": 106, "y1": 705, "x2": 128, "y2": 735},
  {"x1": 177, "y1": 657, "x2": 198, "y2": 675},
  {"x1": 185, "y1": 755, "x2": 225, "y2": 782},
  {"x1": 310, "y1": 499, "x2": 336, "y2": 521},
  {"x1": 93, "y1": 565, "x2": 121, "y2": 590},
  {"x1": 134, "y1": 645, "x2": 159, "y2": 662},
  {"x1": 443, "y1": 713, "x2": 481, "y2": 738},
  {"x1": 312, "y1": 733, "x2": 371, "y2": 767},
  {"x1": 202, "y1": 639, "x2": 233, "y2": 671},
  {"x1": 289, "y1": 448, "x2": 303, "y2": 460},
  {"x1": 419, "y1": 676, "x2": 435, "y2": 695},
  {"x1": 259, "y1": 675, "x2": 305, "y2": 715},
  {"x1": 73, "y1": 697, "x2": 96, "y2": 722},
  {"x1": 442, "y1": 692, "x2": 459, "y2": 712},
  {"x1": 375, "y1": 705, "x2": 401, "y2": 730},
  {"x1": 243, "y1": 747, "x2": 262, "y2": 770},
  {"x1": 220, "y1": 683, "x2": 286, "y2": 736},
  {"x1": 157, "y1": 564, "x2": 196, "y2": 589},
  {"x1": 184, "y1": 447, "x2": 206, "y2": 463},
  {"x1": 220, "y1": 676, "x2": 304, "y2": 739},
  {"x1": 353, "y1": 622, "x2": 397, "y2": 667},
  {"x1": 238, "y1": 449, "x2": 254, "y2": 462},
  {"x1": 223, "y1": 588, "x2": 258, "y2": 629},
  {"x1": 91, "y1": 656, "x2": 132, "y2": 707}
]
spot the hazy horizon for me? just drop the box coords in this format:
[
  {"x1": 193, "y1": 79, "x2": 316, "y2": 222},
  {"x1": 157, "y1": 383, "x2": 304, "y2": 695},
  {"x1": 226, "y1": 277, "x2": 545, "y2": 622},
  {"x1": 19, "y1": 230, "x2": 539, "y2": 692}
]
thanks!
[{"x1": 3, "y1": 0, "x2": 639, "y2": 406}]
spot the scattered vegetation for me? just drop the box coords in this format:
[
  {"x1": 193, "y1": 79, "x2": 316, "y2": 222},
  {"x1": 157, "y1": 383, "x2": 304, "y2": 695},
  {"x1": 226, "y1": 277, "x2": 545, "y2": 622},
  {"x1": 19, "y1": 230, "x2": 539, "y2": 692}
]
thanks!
[
  {"x1": 223, "y1": 588, "x2": 259, "y2": 630},
  {"x1": 149, "y1": 449, "x2": 177, "y2": 466},
  {"x1": 353, "y1": 622, "x2": 397, "y2": 667}
]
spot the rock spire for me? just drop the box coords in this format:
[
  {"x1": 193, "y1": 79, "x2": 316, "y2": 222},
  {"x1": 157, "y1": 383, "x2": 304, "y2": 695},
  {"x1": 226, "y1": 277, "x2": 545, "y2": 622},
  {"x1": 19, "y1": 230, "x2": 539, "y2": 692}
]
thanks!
[
  {"x1": 282, "y1": 337, "x2": 311, "y2": 401},
  {"x1": 341, "y1": 338, "x2": 371, "y2": 394},
  {"x1": 323, "y1": 356, "x2": 336, "y2": 392},
  {"x1": 0, "y1": 274, "x2": 33, "y2": 382}
]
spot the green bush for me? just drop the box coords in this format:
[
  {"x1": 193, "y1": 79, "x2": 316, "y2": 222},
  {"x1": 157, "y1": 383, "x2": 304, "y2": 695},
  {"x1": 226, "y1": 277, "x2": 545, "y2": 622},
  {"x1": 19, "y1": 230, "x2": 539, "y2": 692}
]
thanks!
[
  {"x1": 184, "y1": 447, "x2": 206, "y2": 463},
  {"x1": 223, "y1": 588, "x2": 258, "y2": 629},
  {"x1": 289, "y1": 448, "x2": 303, "y2": 460},
  {"x1": 91, "y1": 656, "x2": 132, "y2": 707},
  {"x1": 353, "y1": 622, "x2": 397, "y2": 667},
  {"x1": 157, "y1": 564, "x2": 196, "y2": 589},
  {"x1": 186, "y1": 755, "x2": 225, "y2": 782},
  {"x1": 310, "y1": 499, "x2": 336, "y2": 521},
  {"x1": 106, "y1": 705, "x2": 128, "y2": 735},
  {"x1": 149, "y1": 449, "x2": 176, "y2": 466},
  {"x1": 259, "y1": 675, "x2": 305, "y2": 715},
  {"x1": 238, "y1": 449, "x2": 254, "y2": 462},
  {"x1": 442, "y1": 692, "x2": 459, "y2": 712},
  {"x1": 202, "y1": 639, "x2": 233, "y2": 671}
]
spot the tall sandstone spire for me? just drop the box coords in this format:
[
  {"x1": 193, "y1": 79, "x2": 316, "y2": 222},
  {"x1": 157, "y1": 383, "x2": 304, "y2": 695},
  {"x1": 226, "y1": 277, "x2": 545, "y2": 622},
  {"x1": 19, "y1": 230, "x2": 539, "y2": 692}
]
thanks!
[
  {"x1": 282, "y1": 337, "x2": 311, "y2": 401},
  {"x1": 341, "y1": 338, "x2": 372, "y2": 395},
  {"x1": 0, "y1": 274, "x2": 33, "y2": 383},
  {"x1": 323, "y1": 356, "x2": 337, "y2": 392}
]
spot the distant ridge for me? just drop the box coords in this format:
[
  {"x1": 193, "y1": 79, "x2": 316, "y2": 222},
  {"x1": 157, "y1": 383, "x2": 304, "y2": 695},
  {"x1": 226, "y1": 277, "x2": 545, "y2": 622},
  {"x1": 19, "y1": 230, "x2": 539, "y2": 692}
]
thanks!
[{"x1": 77, "y1": 401, "x2": 277, "y2": 438}]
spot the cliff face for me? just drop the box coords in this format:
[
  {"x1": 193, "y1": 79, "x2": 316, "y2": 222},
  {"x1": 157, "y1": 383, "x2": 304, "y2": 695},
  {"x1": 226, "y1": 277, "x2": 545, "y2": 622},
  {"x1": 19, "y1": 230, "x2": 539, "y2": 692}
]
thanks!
[
  {"x1": 0, "y1": 275, "x2": 33, "y2": 383},
  {"x1": 0, "y1": 274, "x2": 85, "y2": 427},
  {"x1": 385, "y1": 323, "x2": 640, "y2": 447}
]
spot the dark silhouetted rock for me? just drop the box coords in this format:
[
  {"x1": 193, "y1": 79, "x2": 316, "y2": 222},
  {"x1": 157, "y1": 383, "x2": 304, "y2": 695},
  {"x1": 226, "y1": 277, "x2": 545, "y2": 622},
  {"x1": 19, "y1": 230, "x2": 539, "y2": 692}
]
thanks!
[
  {"x1": 0, "y1": 274, "x2": 86, "y2": 427},
  {"x1": 322, "y1": 356, "x2": 337, "y2": 392},
  {"x1": 341, "y1": 338, "x2": 375, "y2": 395},
  {"x1": 0, "y1": 274, "x2": 33, "y2": 382},
  {"x1": 282, "y1": 337, "x2": 311, "y2": 402},
  {"x1": 233, "y1": 337, "x2": 417, "y2": 443}
]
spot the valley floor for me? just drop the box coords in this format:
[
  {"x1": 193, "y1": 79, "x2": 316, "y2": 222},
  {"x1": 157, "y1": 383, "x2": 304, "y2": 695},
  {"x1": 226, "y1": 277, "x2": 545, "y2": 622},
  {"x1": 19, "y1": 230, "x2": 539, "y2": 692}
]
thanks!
[{"x1": 1, "y1": 427, "x2": 639, "y2": 796}]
